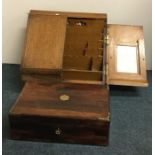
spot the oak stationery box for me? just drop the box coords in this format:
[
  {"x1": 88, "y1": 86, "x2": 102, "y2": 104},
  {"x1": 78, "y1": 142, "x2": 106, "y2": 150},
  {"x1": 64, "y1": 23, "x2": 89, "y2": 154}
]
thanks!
[{"x1": 9, "y1": 10, "x2": 148, "y2": 146}]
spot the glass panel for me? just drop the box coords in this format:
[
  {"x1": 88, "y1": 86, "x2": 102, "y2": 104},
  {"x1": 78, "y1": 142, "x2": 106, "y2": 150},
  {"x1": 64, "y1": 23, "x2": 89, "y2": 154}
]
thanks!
[{"x1": 116, "y1": 46, "x2": 138, "y2": 73}]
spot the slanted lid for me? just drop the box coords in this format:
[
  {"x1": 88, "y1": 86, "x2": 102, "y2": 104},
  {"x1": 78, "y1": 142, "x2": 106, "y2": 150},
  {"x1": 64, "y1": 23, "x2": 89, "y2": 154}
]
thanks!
[
  {"x1": 10, "y1": 82, "x2": 109, "y2": 121},
  {"x1": 106, "y1": 24, "x2": 148, "y2": 87},
  {"x1": 21, "y1": 12, "x2": 67, "y2": 74}
]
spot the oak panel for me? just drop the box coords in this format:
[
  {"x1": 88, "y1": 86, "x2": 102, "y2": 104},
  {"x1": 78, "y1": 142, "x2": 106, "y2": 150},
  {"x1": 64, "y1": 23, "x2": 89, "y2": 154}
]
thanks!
[
  {"x1": 107, "y1": 25, "x2": 148, "y2": 86},
  {"x1": 22, "y1": 14, "x2": 67, "y2": 72}
]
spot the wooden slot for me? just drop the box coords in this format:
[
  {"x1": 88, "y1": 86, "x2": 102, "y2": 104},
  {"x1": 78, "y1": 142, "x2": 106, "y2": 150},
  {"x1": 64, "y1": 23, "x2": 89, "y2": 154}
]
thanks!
[
  {"x1": 63, "y1": 70, "x2": 102, "y2": 82},
  {"x1": 64, "y1": 18, "x2": 105, "y2": 53},
  {"x1": 64, "y1": 48, "x2": 84, "y2": 56},
  {"x1": 62, "y1": 80, "x2": 103, "y2": 85},
  {"x1": 92, "y1": 57, "x2": 103, "y2": 71},
  {"x1": 64, "y1": 43, "x2": 87, "y2": 56},
  {"x1": 86, "y1": 48, "x2": 103, "y2": 56},
  {"x1": 64, "y1": 43, "x2": 103, "y2": 56},
  {"x1": 89, "y1": 41, "x2": 103, "y2": 48},
  {"x1": 63, "y1": 56, "x2": 91, "y2": 70},
  {"x1": 62, "y1": 17, "x2": 106, "y2": 83}
]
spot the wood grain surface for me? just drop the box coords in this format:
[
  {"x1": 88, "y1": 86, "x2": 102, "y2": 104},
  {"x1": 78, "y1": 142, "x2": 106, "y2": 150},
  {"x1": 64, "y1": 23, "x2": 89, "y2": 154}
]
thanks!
[
  {"x1": 22, "y1": 14, "x2": 67, "y2": 73},
  {"x1": 9, "y1": 82, "x2": 110, "y2": 145},
  {"x1": 30, "y1": 10, "x2": 107, "y2": 19},
  {"x1": 107, "y1": 24, "x2": 148, "y2": 87}
]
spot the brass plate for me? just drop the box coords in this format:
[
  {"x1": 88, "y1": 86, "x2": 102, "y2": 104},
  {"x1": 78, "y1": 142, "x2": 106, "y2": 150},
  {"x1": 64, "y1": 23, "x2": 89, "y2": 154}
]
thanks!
[{"x1": 59, "y1": 94, "x2": 70, "y2": 101}]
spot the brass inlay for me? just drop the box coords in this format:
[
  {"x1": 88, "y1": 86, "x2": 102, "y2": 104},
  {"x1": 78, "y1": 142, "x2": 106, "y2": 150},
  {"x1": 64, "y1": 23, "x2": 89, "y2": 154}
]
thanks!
[{"x1": 59, "y1": 94, "x2": 70, "y2": 101}]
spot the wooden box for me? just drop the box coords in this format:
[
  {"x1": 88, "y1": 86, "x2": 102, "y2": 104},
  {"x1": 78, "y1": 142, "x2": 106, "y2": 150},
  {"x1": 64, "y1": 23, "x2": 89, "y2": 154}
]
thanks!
[
  {"x1": 10, "y1": 82, "x2": 109, "y2": 145},
  {"x1": 9, "y1": 10, "x2": 148, "y2": 146}
]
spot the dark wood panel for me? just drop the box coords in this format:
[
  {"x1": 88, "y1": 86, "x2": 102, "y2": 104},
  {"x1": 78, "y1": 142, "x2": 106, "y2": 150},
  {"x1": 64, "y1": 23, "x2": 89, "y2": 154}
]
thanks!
[
  {"x1": 10, "y1": 82, "x2": 109, "y2": 120},
  {"x1": 21, "y1": 73, "x2": 62, "y2": 84},
  {"x1": 9, "y1": 82, "x2": 110, "y2": 145},
  {"x1": 10, "y1": 130, "x2": 109, "y2": 146},
  {"x1": 10, "y1": 115, "x2": 109, "y2": 145}
]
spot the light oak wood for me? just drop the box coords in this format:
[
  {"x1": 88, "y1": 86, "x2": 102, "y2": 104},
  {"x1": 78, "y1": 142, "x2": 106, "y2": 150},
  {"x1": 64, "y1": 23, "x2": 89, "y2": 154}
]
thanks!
[
  {"x1": 30, "y1": 10, "x2": 107, "y2": 19},
  {"x1": 21, "y1": 10, "x2": 147, "y2": 87},
  {"x1": 21, "y1": 13, "x2": 67, "y2": 73},
  {"x1": 108, "y1": 79, "x2": 148, "y2": 87},
  {"x1": 21, "y1": 10, "x2": 107, "y2": 84},
  {"x1": 107, "y1": 24, "x2": 148, "y2": 87},
  {"x1": 63, "y1": 17, "x2": 106, "y2": 84},
  {"x1": 63, "y1": 80, "x2": 103, "y2": 85},
  {"x1": 62, "y1": 70, "x2": 102, "y2": 83}
]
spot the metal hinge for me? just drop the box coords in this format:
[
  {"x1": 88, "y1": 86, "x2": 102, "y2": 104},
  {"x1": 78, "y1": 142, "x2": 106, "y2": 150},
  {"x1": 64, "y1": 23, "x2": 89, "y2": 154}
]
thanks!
[
  {"x1": 103, "y1": 63, "x2": 108, "y2": 76},
  {"x1": 104, "y1": 34, "x2": 109, "y2": 45}
]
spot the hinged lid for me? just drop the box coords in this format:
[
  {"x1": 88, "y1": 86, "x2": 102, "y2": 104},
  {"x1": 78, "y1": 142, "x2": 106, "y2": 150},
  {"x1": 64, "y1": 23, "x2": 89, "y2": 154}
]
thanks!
[
  {"x1": 106, "y1": 25, "x2": 148, "y2": 87},
  {"x1": 21, "y1": 12, "x2": 67, "y2": 74},
  {"x1": 10, "y1": 82, "x2": 109, "y2": 121}
]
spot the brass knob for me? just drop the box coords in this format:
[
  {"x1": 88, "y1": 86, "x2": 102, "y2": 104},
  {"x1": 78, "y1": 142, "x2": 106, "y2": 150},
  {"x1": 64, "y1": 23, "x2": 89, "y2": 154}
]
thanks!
[{"x1": 55, "y1": 128, "x2": 62, "y2": 135}]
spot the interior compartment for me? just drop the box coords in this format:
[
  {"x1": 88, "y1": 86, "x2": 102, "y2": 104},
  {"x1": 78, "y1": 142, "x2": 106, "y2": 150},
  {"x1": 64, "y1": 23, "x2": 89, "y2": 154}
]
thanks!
[{"x1": 62, "y1": 17, "x2": 106, "y2": 84}]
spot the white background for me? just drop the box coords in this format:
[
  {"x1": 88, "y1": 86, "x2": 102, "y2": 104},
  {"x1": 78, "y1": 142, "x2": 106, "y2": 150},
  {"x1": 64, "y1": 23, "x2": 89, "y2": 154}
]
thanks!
[{"x1": 2, "y1": 0, "x2": 152, "y2": 70}]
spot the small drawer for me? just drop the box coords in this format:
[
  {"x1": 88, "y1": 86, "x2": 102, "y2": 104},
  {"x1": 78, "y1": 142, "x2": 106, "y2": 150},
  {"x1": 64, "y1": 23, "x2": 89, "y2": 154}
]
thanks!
[{"x1": 10, "y1": 115, "x2": 110, "y2": 145}]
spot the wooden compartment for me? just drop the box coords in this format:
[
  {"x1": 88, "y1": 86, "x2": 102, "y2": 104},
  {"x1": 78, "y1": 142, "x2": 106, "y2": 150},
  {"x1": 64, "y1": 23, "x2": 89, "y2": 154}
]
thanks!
[
  {"x1": 63, "y1": 17, "x2": 106, "y2": 84},
  {"x1": 63, "y1": 56, "x2": 91, "y2": 70},
  {"x1": 92, "y1": 57, "x2": 103, "y2": 71},
  {"x1": 62, "y1": 70, "x2": 103, "y2": 84}
]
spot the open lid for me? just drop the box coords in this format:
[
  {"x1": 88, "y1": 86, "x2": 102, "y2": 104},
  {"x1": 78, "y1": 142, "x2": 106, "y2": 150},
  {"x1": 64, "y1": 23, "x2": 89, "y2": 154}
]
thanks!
[
  {"x1": 21, "y1": 12, "x2": 67, "y2": 74},
  {"x1": 107, "y1": 24, "x2": 148, "y2": 87}
]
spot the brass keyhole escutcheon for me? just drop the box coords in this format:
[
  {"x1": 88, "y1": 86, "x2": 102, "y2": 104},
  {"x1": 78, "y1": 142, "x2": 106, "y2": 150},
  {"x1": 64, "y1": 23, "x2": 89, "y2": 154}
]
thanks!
[
  {"x1": 55, "y1": 128, "x2": 61, "y2": 135},
  {"x1": 59, "y1": 94, "x2": 70, "y2": 101}
]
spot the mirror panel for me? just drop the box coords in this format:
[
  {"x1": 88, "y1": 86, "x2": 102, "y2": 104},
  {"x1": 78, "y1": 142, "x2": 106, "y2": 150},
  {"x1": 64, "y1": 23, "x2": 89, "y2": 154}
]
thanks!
[
  {"x1": 116, "y1": 45, "x2": 138, "y2": 73},
  {"x1": 107, "y1": 25, "x2": 148, "y2": 87}
]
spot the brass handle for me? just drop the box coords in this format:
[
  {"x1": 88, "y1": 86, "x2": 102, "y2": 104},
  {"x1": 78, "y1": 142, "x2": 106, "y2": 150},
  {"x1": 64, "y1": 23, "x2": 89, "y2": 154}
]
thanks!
[{"x1": 55, "y1": 128, "x2": 62, "y2": 135}]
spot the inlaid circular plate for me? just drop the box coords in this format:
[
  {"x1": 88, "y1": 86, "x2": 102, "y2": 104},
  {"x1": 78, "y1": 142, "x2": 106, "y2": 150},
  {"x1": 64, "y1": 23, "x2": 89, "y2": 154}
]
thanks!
[{"x1": 59, "y1": 94, "x2": 70, "y2": 101}]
